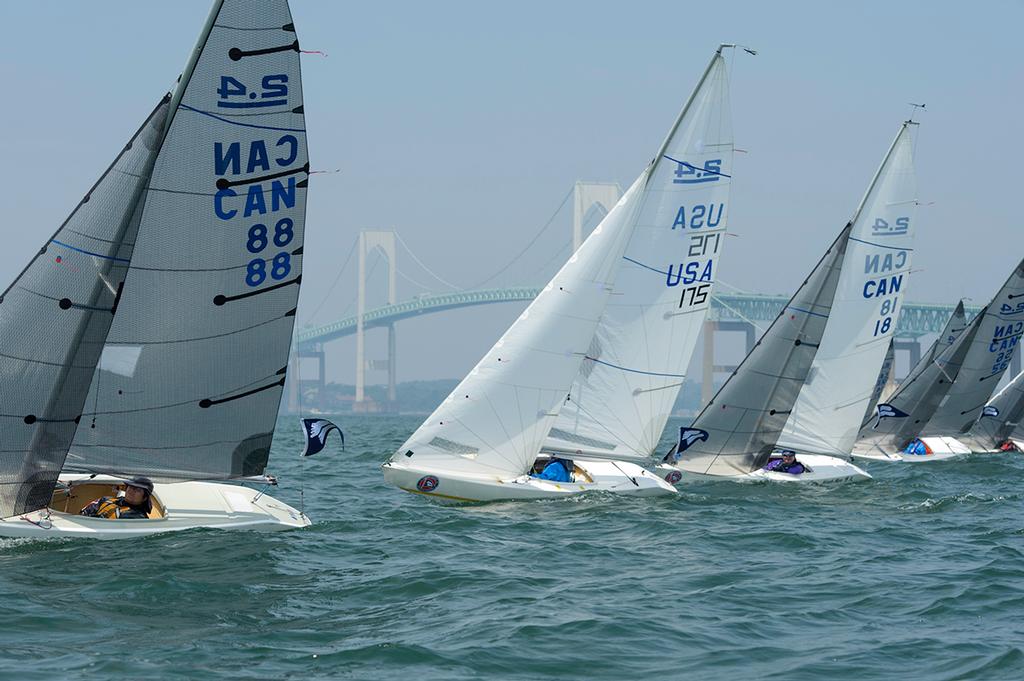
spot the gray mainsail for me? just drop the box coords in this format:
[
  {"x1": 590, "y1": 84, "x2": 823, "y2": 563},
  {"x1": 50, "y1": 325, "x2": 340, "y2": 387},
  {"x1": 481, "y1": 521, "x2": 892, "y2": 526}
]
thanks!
[
  {"x1": 861, "y1": 340, "x2": 896, "y2": 426},
  {"x1": 861, "y1": 301, "x2": 966, "y2": 427},
  {"x1": 671, "y1": 224, "x2": 850, "y2": 476},
  {"x1": 64, "y1": 0, "x2": 308, "y2": 480},
  {"x1": 0, "y1": 101, "x2": 170, "y2": 517},
  {"x1": 855, "y1": 308, "x2": 982, "y2": 452},
  {"x1": 921, "y1": 260, "x2": 1024, "y2": 435},
  {"x1": 966, "y1": 370, "x2": 1024, "y2": 449}
]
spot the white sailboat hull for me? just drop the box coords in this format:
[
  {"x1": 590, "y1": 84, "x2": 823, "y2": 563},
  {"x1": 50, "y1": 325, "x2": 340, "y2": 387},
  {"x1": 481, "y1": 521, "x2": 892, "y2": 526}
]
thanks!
[
  {"x1": 382, "y1": 458, "x2": 676, "y2": 503},
  {"x1": 0, "y1": 475, "x2": 309, "y2": 540},
  {"x1": 655, "y1": 453, "x2": 871, "y2": 484},
  {"x1": 851, "y1": 436, "x2": 971, "y2": 462}
]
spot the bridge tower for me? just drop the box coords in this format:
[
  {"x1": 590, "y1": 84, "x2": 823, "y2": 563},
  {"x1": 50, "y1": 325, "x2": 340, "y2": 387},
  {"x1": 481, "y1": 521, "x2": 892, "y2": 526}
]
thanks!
[
  {"x1": 573, "y1": 181, "x2": 622, "y2": 251},
  {"x1": 355, "y1": 230, "x2": 398, "y2": 412}
]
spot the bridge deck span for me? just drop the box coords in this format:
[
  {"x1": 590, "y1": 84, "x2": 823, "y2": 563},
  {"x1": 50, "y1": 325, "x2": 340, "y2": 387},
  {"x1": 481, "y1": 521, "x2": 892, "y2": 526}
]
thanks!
[{"x1": 297, "y1": 288, "x2": 977, "y2": 351}]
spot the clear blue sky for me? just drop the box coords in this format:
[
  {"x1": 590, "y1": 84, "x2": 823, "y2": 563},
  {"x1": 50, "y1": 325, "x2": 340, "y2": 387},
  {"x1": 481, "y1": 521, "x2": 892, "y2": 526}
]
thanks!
[{"x1": 1, "y1": 1, "x2": 1021, "y2": 383}]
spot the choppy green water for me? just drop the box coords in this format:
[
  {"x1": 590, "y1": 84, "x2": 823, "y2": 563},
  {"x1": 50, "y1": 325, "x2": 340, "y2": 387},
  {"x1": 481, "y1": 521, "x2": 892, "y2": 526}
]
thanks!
[{"x1": 2, "y1": 414, "x2": 1022, "y2": 680}]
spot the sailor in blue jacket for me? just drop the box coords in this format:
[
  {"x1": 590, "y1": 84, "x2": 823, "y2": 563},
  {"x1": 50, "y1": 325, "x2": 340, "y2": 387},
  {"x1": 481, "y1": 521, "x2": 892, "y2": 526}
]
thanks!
[{"x1": 531, "y1": 458, "x2": 574, "y2": 482}]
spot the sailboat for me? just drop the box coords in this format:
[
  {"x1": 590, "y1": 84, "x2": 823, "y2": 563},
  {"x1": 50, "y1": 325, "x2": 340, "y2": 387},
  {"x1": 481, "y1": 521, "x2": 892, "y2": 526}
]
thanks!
[
  {"x1": 657, "y1": 121, "x2": 920, "y2": 483},
  {"x1": 854, "y1": 261, "x2": 1024, "y2": 461},
  {"x1": 963, "y1": 369, "x2": 1024, "y2": 452},
  {"x1": 0, "y1": 0, "x2": 311, "y2": 539},
  {"x1": 851, "y1": 301, "x2": 968, "y2": 460},
  {"x1": 852, "y1": 305, "x2": 981, "y2": 461},
  {"x1": 382, "y1": 46, "x2": 738, "y2": 502}
]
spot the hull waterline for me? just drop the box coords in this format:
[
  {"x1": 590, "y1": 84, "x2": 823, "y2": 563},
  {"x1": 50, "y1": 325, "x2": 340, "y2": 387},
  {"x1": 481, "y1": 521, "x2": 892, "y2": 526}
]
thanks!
[
  {"x1": 0, "y1": 474, "x2": 310, "y2": 540},
  {"x1": 851, "y1": 436, "x2": 971, "y2": 463},
  {"x1": 382, "y1": 458, "x2": 676, "y2": 503},
  {"x1": 656, "y1": 453, "x2": 871, "y2": 483}
]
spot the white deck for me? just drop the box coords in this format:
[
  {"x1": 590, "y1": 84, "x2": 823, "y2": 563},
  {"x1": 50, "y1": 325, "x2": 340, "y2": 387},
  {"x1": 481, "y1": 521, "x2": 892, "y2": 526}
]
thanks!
[
  {"x1": 382, "y1": 457, "x2": 676, "y2": 502},
  {"x1": 0, "y1": 475, "x2": 310, "y2": 540}
]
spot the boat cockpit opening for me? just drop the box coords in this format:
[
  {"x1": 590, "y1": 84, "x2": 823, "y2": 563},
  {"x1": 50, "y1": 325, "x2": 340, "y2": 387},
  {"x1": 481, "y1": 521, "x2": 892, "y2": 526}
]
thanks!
[
  {"x1": 531, "y1": 455, "x2": 594, "y2": 483},
  {"x1": 49, "y1": 482, "x2": 166, "y2": 519}
]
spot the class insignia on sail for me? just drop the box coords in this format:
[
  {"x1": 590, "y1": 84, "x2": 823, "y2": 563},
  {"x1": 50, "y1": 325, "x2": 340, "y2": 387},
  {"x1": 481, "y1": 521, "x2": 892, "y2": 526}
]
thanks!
[
  {"x1": 300, "y1": 418, "x2": 344, "y2": 457},
  {"x1": 873, "y1": 403, "x2": 910, "y2": 428}
]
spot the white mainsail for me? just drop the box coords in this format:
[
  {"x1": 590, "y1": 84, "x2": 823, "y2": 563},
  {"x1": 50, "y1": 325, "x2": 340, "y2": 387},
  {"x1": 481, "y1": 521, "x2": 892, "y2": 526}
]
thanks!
[
  {"x1": 777, "y1": 123, "x2": 917, "y2": 457},
  {"x1": 64, "y1": 0, "x2": 308, "y2": 480},
  {"x1": 545, "y1": 51, "x2": 732, "y2": 463},
  {"x1": 390, "y1": 178, "x2": 644, "y2": 479},
  {"x1": 673, "y1": 225, "x2": 850, "y2": 476},
  {"x1": 922, "y1": 261, "x2": 1024, "y2": 436}
]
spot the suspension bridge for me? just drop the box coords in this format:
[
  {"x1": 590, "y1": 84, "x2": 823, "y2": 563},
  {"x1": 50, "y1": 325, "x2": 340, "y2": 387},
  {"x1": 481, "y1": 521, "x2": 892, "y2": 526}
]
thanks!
[{"x1": 289, "y1": 182, "x2": 993, "y2": 413}]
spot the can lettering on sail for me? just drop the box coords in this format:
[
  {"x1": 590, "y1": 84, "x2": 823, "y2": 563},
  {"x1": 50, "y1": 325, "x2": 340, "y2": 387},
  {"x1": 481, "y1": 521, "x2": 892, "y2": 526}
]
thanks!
[{"x1": 211, "y1": 72, "x2": 302, "y2": 290}]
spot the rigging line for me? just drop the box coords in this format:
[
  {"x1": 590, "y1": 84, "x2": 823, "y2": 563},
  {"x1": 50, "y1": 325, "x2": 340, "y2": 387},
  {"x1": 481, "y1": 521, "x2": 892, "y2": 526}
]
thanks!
[
  {"x1": 393, "y1": 232, "x2": 462, "y2": 291},
  {"x1": 466, "y1": 185, "x2": 574, "y2": 290},
  {"x1": 303, "y1": 236, "x2": 357, "y2": 324},
  {"x1": 569, "y1": 397, "x2": 646, "y2": 457},
  {"x1": 711, "y1": 295, "x2": 767, "y2": 334}
]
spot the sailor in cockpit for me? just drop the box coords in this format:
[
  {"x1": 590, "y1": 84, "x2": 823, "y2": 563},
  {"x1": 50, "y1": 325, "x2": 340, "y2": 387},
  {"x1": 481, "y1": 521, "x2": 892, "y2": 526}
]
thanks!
[
  {"x1": 762, "y1": 450, "x2": 805, "y2": 475},
  {"x1": 531, "y1": 457, "x2": 574, "y2": 482},
  {"x1": 79, "y1": 477, "x2": 155, "y2": 519}
]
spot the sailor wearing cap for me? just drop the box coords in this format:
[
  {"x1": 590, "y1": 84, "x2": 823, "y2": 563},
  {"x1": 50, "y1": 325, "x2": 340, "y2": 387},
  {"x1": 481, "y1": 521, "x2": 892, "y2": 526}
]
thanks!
[
  {"x1": 762, "y1": 450, "x2": 806, "y2": 475},
  {"x1": 79, "y1": 477, "x2": 155, "y2": 519}
]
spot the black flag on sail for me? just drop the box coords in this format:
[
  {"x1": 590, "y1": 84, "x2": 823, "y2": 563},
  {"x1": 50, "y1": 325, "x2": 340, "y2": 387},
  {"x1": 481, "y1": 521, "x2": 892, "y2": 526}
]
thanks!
[
  {"x1": 664, "y1": 427, "x2": 709, "y2": 462},
  {"x1": 300, "y1": 418, "x2": 344, "y2": 457},
  {"x1": 873, "y1": 403, "x2": 909, "y2": 429}
]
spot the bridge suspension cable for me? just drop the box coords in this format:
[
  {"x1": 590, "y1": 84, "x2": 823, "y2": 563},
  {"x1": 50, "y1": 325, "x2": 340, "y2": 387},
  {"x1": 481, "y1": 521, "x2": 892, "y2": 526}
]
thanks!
[
  {"x1": 303, "y1": 236, "x2": 358, "y2": 325},
  {"x1": 465, "y1": 185, "x2": 574, "y2": 290},
  {"x1": 394, "y1": 232, "x2": 463, "y2": 291}
]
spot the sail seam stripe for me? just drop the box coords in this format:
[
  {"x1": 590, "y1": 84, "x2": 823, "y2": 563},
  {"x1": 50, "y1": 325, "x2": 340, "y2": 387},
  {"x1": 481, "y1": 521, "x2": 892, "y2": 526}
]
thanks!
[
  {"x1": 585, "y1": 356, "x2": 686, "y2": 378},
  {"x1": 146, "y1": 182, "x2": 307, "y2": 199},
  {"x1": 786, "y1": 305, "x2": 829, "y2": 319},
  {"x1": 51, "y1": 240, "x2": 131, "y2": 263},
  {"x1": 848, "y1": 236, "x2": 914, "y2": 252},
  {"x1": 661, "y1": 154, "x2": 732, "y2": 178},
  {"x1": 131, "y1": 251, "x2": 303, "y2": 273},
  {"x1": 179, "y1": 104, "x2": 305, "y2": 133}
]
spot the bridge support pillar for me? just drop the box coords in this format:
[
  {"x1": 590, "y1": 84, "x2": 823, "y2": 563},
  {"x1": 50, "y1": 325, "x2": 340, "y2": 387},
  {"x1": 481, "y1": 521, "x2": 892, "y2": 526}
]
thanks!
[
  {"x1": 893, "y1": 339, "x2": 921, "y2": 381},
  {"x1": 701, "y1": 320, "x2": 755, "y2": 408},
  {"x1": 286, "y1": 345, "x2": 301, "y2": 414},
  {"x1": 387, "y1": 322, "x2": 397, "y2": 406},
  {"x1": 573, "y1": 182, "x2": 622, "y2": 251},
  {"x1": 356, "y1": 230, "x2": 397, "y2": 410}
]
